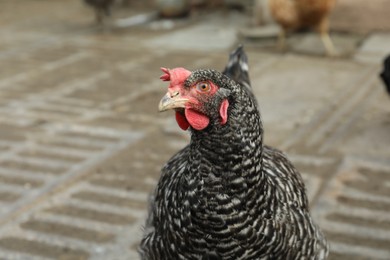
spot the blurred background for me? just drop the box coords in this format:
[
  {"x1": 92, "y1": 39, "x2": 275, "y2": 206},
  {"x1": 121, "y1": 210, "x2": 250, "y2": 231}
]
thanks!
[{"x1": 0, "y1": 0, "x2": 389, "y2": 259}]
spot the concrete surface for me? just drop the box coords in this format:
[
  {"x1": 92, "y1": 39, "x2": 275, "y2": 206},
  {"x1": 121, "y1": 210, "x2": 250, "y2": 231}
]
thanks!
[{"x1": 0, "y1": 0, "x2": 389, "y2": 259}]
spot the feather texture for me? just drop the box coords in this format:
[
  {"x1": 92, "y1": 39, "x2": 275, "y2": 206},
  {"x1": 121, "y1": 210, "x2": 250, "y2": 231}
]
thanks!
[
  {"x1": 380, "y1": 54, "x2": 390, "y2": 95},
  {"x1": 140, "y1": 47, "x2": 328, "y2": 259}
]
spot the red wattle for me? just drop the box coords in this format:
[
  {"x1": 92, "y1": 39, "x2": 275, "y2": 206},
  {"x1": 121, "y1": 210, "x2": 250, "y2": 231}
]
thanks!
[
  {"x1": 219, "y1": 99, "x2": 229, "y2": 125},
  {"x1": 175, "y1": 111, "x2": 190, "y2": 130},
  {"x1": 185, "y1": 108, "x2": 210, "y2": 131}
]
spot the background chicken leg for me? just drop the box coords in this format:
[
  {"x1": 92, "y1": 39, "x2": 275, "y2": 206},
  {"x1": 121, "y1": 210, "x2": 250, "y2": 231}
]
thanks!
[{"x1": 317, "y1": 18, "x2": 336, "y2": 56}]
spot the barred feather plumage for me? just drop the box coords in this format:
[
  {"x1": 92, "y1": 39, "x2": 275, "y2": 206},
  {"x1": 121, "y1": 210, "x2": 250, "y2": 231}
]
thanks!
[{"x1": 140, "y1": 47, "x2": 328, "y2": 259}]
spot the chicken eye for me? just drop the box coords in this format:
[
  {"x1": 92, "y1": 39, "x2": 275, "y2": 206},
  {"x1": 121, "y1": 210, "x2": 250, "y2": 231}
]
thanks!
[{"x1": 195, "y1": 82, "x2": 211, "y2": 93}]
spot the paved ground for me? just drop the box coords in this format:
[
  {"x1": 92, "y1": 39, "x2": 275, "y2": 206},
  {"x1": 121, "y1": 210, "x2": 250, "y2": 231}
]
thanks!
[{"x1": 0, "y1": 0, "x2": 389, "y2": 259}]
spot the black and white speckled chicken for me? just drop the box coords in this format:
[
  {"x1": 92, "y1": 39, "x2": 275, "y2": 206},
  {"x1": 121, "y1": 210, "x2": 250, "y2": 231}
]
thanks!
[
  {"x1": 83, "y1": 0, "x2": 115, "y2": 24},
  {"x1": 140, "y1": 46, "x2": 329, "y2": 259},
  {"x1": 380, "y1": 54, "x2": 390, "y2": 96}
]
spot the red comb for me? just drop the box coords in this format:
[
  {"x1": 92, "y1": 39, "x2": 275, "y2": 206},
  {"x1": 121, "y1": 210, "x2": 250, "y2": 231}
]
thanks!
[
  {"x1": 159, "y1": 67, "x2": 191, "y2": 87},
  {"x1": 160, "y1": 67, "x2": 170, "y2": 81}
]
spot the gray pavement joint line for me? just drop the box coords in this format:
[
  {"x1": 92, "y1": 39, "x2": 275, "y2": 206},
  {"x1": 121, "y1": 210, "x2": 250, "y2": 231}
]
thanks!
[
  {"x1": 5, "y1": 71, "x2": 111, "y2": 115},
  {"x1": 347, "y1": 154, "x2": 390, "y2": 169},
  {"x1": 0, "y1": 123, "x2": 132, "y2": 195},
  {"x1": 116, "y1": 55, "x2": 157, "y2": 73},
  {"x1": 308, "y1": 156, "x2": 344, "y2": 208},
  {"x1": 60, "y1": 197, "x2": 145, "y2": 217},
  {"x1": 41, "y1": 52, "x2": 91, "y2": 72},
  {"x1": 49, "y1": 96, "x2": 96, "y2": 107},
  {"x1": 98, "y1": 81, "x2": 162, "y2": 110},
  {"x1": 1, "y1": 226, "x2": 97, "y2": 257},
  {"x1": 99, "y1": 51, "x2": 169, "y2": 110},
  {"x1": 330, "y1": 242, "x2": 390, "y2": 260},
  {"x1": 32, "y1": 134, "x2": 111, "y2": 150},
  {"x1": 0, "y1": 55, "x2": 176, "y2": 125},
  {"x1": 293, "y1": 67, "x2": 373, "y2": 148},
  {"x1": 25, "y1": 101, "x2": 108, "y2": 119},
  {"x1": 0, "y1": 177, "x2": 45, "y2": 194},
  {"x1": 323, "y1": 224, "x2": 390, "y2": 258},
  {"x1": 318, "y1": 80, "x2": 382, "y2": 153},
  {"x1": 14, "y1": 110, "x2": 84, "y2": 123},
  {"x1": 0, "y1": 140, "x2": 36, "y2": 163},
  {"x1": 287, "y1": 153, "x2": 336, "y2": 165},
  {"x1": 35, "y1": 71, "x2": 110, "y2": 98},
  {"x1": 251, "y1": 56, "x2": 280, "y2": 76},
  {"x1": 0, "y1": 159, "x2": 146, "y2": 257},
  {"x1": 29, "y1": 144, "x2": 97, "y2": 159},
  {"x1": 125, "y1": 114, "x2": 168, "y2": 125},
  {"x1": 0, "y1": 113, "x2": 35, "y2": 127},
  {"x1": 316, "y1": 171, "x2": 390, "y2": 259},
  {"x1": 28, "y1": 132, "x2": 114, "y2": 148},
  {"x1": 10, "y1": 155, "x2": 72, "y2": 170},
  {"x1": 328, "y1": 202, "x2": 390, "y2": 222},
  {"x1": 0, "y1": 249, "x2": 52, "y2": 260},
  {"x1": 306, "y1": 69, "x2": 379, "y2": 147},
  {"x1": 0, "y1": 182, "x2": 33, "y2": 194},
  {"x1": 0, "y1": 168, "x2": 51, "y2": 181},
  {"x1": 280, "y1": 66, "x2": 376, "y2": 150},
  {"x1": 41, "y1": 123, "x2": 133, "y2": 138},
  {"x1": 300, "y1": 174, "x2": 321, "y2": 206},
  {"x1": 312, "y1": 156, "x2": 390, "y2": 218},
  {"x1": 0, "y1": 167, "x2": 47, "y2": 182},
  {"x1": 341, "y1": 186, "x2": 390, "y2": 204},
  {"x1": 77, "y1": 109, "x2": 112, "y2": 122},
  {"x1": 14, "y1": 228, "x2": 115, "y2": 253},
  {"x1": 25, "y1": 102, "x2": 101, "y2": 115},
  {"x1": 0, "y1": 131, "x2": 143, "y2": 230},
  {"x1": 97, "y1": 218, "x2": 145, "y2": 260},
  {"x1": 31, "y1": 212, "x2": 131, "y2": 233},
  {"x1": 324, "y1": 220, "x2": 390, "y2": 242},
  {"x1": 0, "y1": 24, "x2": 99, "y2": 61},
  {"x1": 0, "y1": 36, "x2": 60, "y2": 60},
  {"x1": 4, "y1": 101, "x2": 82, "y2": 120},
  {"x1": 0, "y1": 52, "x2": 90, "y2": 89},
  {"x1": 75, "y1": 182, "x2": 150, "y2": 202},
  {"x1": 310, "y1": 169, "x2": 341, "y2": 208}
]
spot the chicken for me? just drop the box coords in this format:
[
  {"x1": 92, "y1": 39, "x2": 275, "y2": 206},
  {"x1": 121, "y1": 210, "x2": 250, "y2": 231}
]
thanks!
[
  {"x1": 139, "y1": 46, "x2": 328, "y2": 259},
  {"x1": 269, "y1": 0, "x2": 337, "y2": 56},
  {"x1": 83, "y1": 0, "x2": 115, "y2": 25},
  {"x1": 380, "y1": 54, "x2": 390, "y2": 95}
]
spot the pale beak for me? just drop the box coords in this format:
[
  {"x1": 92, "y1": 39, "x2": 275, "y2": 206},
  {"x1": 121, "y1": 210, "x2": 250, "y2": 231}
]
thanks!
[{"x1": 158, "y1": 92, "x2": 189, "y2": 112}]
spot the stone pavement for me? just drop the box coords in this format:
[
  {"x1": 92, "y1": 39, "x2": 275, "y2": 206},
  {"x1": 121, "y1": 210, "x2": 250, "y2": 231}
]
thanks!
[{"x1": 0, "y1": 0, "x2": 389, "y2": 259}]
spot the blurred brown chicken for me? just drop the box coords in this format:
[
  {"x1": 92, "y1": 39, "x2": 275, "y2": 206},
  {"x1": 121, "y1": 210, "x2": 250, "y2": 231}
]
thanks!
[{"x1": 269, "y1": 0, "x2": 337, "y2": 56}]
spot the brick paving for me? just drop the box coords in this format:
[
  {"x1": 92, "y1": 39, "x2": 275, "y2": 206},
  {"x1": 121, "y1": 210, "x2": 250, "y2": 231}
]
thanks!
[{"x1": 0, "y1": 0, "x2": 389, "y2": 259}]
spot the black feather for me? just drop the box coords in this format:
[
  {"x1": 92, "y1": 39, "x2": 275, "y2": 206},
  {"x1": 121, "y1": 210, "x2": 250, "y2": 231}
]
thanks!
[
  {"x1": 380, "y1": 54, "x2": 390, "y2": 95},
  {"x1": 222, "y1": 45, "x2": 256, "y2": 103},
  {"x1": 223, "y1": 45, "x2": 251, "y2": 88}
]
